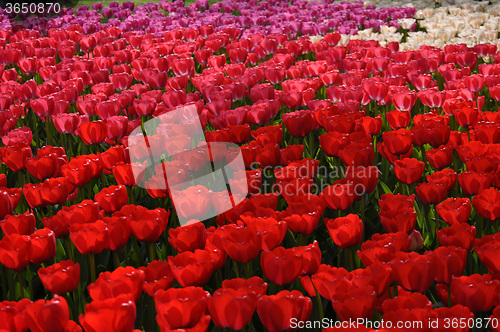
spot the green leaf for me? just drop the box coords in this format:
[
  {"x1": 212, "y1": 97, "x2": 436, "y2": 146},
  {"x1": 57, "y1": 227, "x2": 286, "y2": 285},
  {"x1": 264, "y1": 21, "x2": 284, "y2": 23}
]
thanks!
[{"x1": 379, "y1": 181, "x2": 392, "y2": 195}]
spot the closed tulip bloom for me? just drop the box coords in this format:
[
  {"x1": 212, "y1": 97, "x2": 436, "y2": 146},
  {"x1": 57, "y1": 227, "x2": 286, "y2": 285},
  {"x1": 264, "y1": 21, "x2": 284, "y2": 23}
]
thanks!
[
  {"x1": 168, "y1": 221, "x2": 206, "y2": 252},
  {"x1": 257, "y1": 290, "x2": 312, "y2": 332},
  {"x1": 391, "y1": 251, "x2": 436, "y2": 292},
  {"x1": 386, "y1": 109, "x2": 411, "y2": 129},
  {"x1": 474, "y1": 233, "x2": 500, "y2": 274},
  {"x1": 139, "y1": 260, "x2": 175, "y2": 297},
  {"x1": 427, "y1": 246, "x2": 467, "y2": 284},
  {"x1": 1, "y1": 212, "x2": 36, "y2": 235},
  {"x1": 432, "y1": 305, "x2": 474, "y2": 332},
  {"x1": 244, "y1": 216, "x2": 287, "y2": 251},
  {"x1": 94, "y1": 185, "x2": 128, "y2": 214},
  {"x1": 282, "y1": 110, "x2": 316, "y2": 137},
  {"x1": 115, "y1": 205, "x2": 169, "y2": 243},
  {"x1": 88, "y1": 266, "x2": 145, "y2": 302},
  {"x1": 167, "y1": 249, "x2": 215, "y2": 287},
  {"x1": 321, "y1": 180, "x2": 356, "y2": 211},
  {"x1": 38, "y1": 260, "x2": 80, "y2": 295},
  {"x1": 382, "y1": 128, "x2": 412, "y2": 155},
  {"x1": 294, "y1": 240, "x2": 322, "y2": 276},
  {"x1": 79, "y1": 294, "x2": 136, "y2": 332},
  {"x1": 261, "y1": 246, "x2": 302, "y2": 286},
  {"x1": 393, "y1": 158, "x2": 425, "y2": 184},
  {"x1": 472, "y1": 187, "x2": 500, "y2": 221},
  {"x1": 0, "y1": 233, "x2": 31, "y2": 271},
  {"x1": 426, "y1": 145, "x2": 453, "y2": 170},
  {"x1": 332, "y1": 285, "x2": 377, "y2": 322},
  {"x1": 325, "y1": 214, "x2": 363, "y2": 249},
  {"x1": 0, "y1": 298, "x2": 31, "y2": 332},
  {"x1": 437, "y1": 223, "x2": 476, "y2": 252},
  {"x1": 416, "y1": 181, "x2": 448, "y2": 205},
  {"x1": 154, "y1": 286, "x2": 210, "y2": 330},
  {"x1": 339, "y1": 142, "x2": 374, "y2": 167},
  {"x1": 78, "y1": 120, "x2": 107, "y2": 145},
  {"x1": 29, "y1": 228, "x2": 56, "y2": 265},
  {"x1": 69, "y1": 220, "x2": 108, "y2": 255},
  {"x1": 220, "y1": 224, "x2": 262, "y2": 264},
  {"x1": 25, "y1": 296, "x2": 70, "y2": 332},
  {"x1": 458, "y1": 171, "x2": 493, "y2": 196},
  {"x1": 208, "y1": 288, "x2": 258, "y2": 330},
  {"x1": 451, "y1": 274, "x2": 499, "y2": 313},
  {"x1": 0, "y1": 190, "x2": 13, "y2": 220},
  {"x1": 436, "y1": 197, "x2": 471, "y2": 225}
]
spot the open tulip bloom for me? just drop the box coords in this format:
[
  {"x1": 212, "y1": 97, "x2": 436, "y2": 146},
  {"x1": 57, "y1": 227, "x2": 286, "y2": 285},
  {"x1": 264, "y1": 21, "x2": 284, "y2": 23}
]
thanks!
[{"x1": 2, "y1": 0, "x2": 500, "y2": 331}]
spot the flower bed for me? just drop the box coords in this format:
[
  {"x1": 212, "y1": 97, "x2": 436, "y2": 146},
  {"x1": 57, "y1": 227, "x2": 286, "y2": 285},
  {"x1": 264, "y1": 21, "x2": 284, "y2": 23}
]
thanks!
[{"x1": 0, "y1": 0, "x2": 500, "y2": 331}]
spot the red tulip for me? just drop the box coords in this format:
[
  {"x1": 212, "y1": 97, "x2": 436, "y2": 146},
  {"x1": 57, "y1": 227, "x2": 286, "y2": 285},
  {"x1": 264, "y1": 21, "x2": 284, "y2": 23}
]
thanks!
[
  {"x1": 261, "y1": 246, "x2": 302, "y2": 286},
  {"x1": 220, "y1": 224, "x2": 262, "y2": 263},
  {"x1": 29, "y1": 228, "x2": 56, "y2": 265},
  {"x1": 451, "y1": 274, "x2": 499, "y2": 313},
  {"x1": 208, "y1": 288, "x2": 257, "y2": 330},
  {"x1": 332, "y1": 285, "x2": 377, "y2": 321},
  {"x1": 416, "y1": 181, "x2": 448, "y2": 205},
  {"x1": 78, "y1": 120, "x2": 107, "y2": 145},
  {"x1": 154, "y1": 286, "x2": 210, "y2": 330},
  {"x1": 114, "y1": 204, "x2": 169, "y2": 243},
  {"x1": 325, "y1": 214, "x2": 363, "y2": 249},
  {"x1": 321, "y1": 180, "x2": 356, "y2": 211},
  {"x1": 38, "y1": 260, "x2": 80, "y2": 295},
  {"x1": 386, "y1": 109, "x2": 411, "y2": 129},
  {"x1": 282, "y1": 110, "x2": 316, "y2": 137},
  {"x1": 79, "y1": 294, "x2": 136, "y2": 332},
  {"x1": 472, "y1": 187, "x2": 500, "y2": 220},
  {"x1": 1, "y1": 212, "x2": 36, "y2": 235},
  {"x1": 474, "y1": 233, "x2": 500, "y2": 273},
  {"x1": 426, "y1": 145, "x2": 453, "y2": 169},
  {"x1": 432, "y1": 305, "x2": 474, "y2": 332},
  {"x1": 94, "y1": 185, "x2": 128, "y2": 214},
  {"x1": 139, "y1": 260, "x2": 175, "y2": 297},
  {"x1": 257, "y1": 290, "x2": 312, "y2": 332},
  {"x1": 167, "y1": 249, "x2": 215, "y2": 287},
  {"x1": 0, "y1": 298, "x2": 31, "y2": 332},
  {"x1": 393, "y1": 157, "x2": 425, "y2": 184},
  {"x1": 391, "y1": 251, "x2": 436, "y2": 292},
  {"x1": 436, "y1": 197, "x2": 471, "y2": 225},
  {"x1": 243, "y1": 216, "x2": 287, "y2": 251},
  {"x1": 69, "y1": 219, "x2": 108, "y2": 255},
  {"x1": 25, "y1": 296, "x2": 71, "y2": 332},
  {"x1": 88, "y1": 266, "x2": 145, "y2": 302},
  {"x1": 427, "y1": 246, "x2": 467, "y2": 284},
  {"x1": 0, "y1": 233, "x2": 31, "y2": 271},
  {"x1": 339, "y1": 142, "x2": 374, "y2": 167},
  {"x1": 382, "y1": 128, "x2": 412, "y2": 156},
  {"x1": 168, "y1": 221, "x2": 206, "y2": 252}
]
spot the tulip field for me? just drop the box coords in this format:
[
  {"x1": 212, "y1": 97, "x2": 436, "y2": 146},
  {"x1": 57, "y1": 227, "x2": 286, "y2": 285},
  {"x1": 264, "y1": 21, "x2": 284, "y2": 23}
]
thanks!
[{"x1": 2, "y1": 0, "x2": 500, "y2": 331}]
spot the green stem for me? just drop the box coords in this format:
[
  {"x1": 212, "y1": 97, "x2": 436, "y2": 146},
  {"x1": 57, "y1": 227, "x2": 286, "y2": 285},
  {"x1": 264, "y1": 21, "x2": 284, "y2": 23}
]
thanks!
[
  {"x1": 26, "y1": 265, "x2": 33, "y2": 300},
  {"x1": 309, "y1": 276, "x2": 324, "y2": 321},
  {"x1": 45, "y1": 117, "x2": 51, "y2": 146},
  {"x1": 149, "y1": 242, "x2": 156, "y2": 262},
  {"x1": 132, "y1": 237, "x2": 145, "y2": 267},
  {"x1": 89, "y1": 252, "x2": 96, "y2": 283},
  {"x1": 17, "y1": 271, "x2": 25, "y2": 300},
  {"x1": 8, "y1": 270, "x2": 15, "y2": 300},
  {"x1": 65, "y1": 237, "x2": 74, "y2": 262},
  {"x1": 245, "y1": 262, "x2": 252, "y2": 279},
  {"x1": 392, "y1": 283, "x2": 398, "y2": 298},
  {"x1": 232, "y1": 260, "x2": 240, "y2": 279},
  {"x1": 114, "y1": 251, "x2": 121, "y2": 269}
]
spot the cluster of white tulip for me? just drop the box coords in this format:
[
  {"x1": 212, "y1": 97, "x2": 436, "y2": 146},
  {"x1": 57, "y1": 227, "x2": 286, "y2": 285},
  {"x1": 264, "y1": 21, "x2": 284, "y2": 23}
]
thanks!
[{"x1": 313, "y1": 0, "x2": 500, "y2": 50}]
